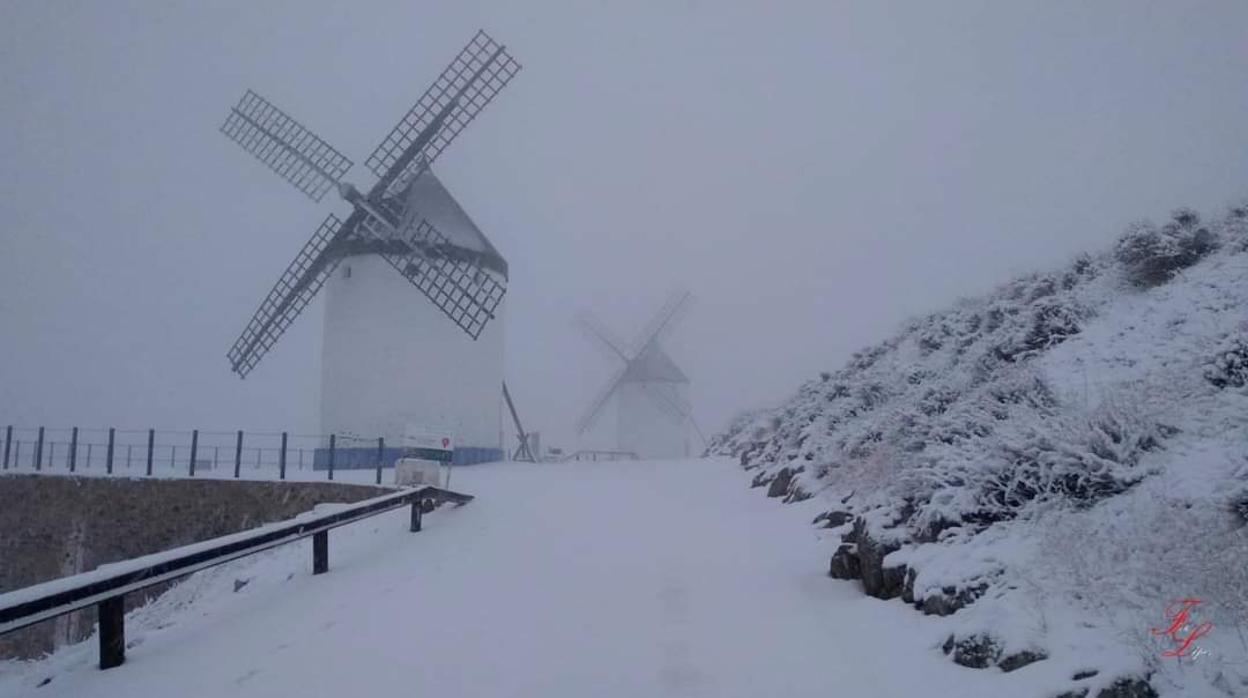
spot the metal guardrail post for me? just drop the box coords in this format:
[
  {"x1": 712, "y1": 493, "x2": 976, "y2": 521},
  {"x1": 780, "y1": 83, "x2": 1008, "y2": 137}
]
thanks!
[
  {"x1": 279, "y1": 432, "x2": 287, "y2": 480},
  {"x1": 312, "y1": 531, "x2": 328, "y2": 575},
  {"x1": 146, "y1": 429, "x2": 154, "y2": 476},
  {"x1": 2, "y1": 426, "x2": 10, "y2": 469},
  {"x1": 234, "y1": 430, "x2": 243, "y2": 479},
  {"x1": 189, "y1": 430, "x2": 199, "y2": 477},
  {"x1": 106, "y1": 428, "x2": 115, "y2": 475},
  {"x1": 328, "y1": 434, "x2": 335, "y2": 481},
  {"x1": 34, "y1": 427, "x2": 44, "y2": 471},
  {"x1": 97, "y1": 596, "x2": 125, "y2": 669},
  {"x1": 375, "y1": 437, "x2": 384, "y2": 485}
]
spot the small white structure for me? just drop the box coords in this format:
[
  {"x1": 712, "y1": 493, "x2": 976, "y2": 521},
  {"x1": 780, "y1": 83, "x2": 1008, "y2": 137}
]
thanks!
[
  {"x1": 320, "y1": 171, "x2": 506, "y2": 465},
  {"x1": 395, "y1": 458, "x2": 443, "y2": 487},
  {"x1": 575, "y1": 292, "x2": 695, "y2": 460}
]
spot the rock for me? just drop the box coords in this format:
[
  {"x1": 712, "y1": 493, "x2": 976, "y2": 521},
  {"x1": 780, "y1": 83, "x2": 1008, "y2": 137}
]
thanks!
[
  {"x1": 1072, "y1": 670, "x2": 1098, "y2": 681},
  {"x1": 1095, "y1": 677, "x2": 1157, "y2": 698},
  {"x1": 784, "y1": 486, "x2": 812, "y2": 503},
  {"x1": 999, "y1": 650, "x2": 1047, "y2": 672},
  {"x1": 919, "y1": 582, "x2": 989, "y2": 616},
  {"x1": 902, "y1": 567, "x2": 917, "y2": 604},
  {"x1": 233, "y1": 578, "x2": 250, "y2": 593},
  {"x1": 852, "y1": 519, "x2": 906, "y2": 599},
  {"x1": 828, "y1": 544, "x2": 860, "y2": 579},
  {"x1": 942, "y1": 634, "x2": 1002, "y2": 669},
  {"x1": 1054, "y1": 690, "x2": 1089, "y2": 698},
  {"x1": 750, "y1": 471, "x2": 772, "y2": 489},
  {"x1": 812, "y1": 510, "x2": 853, "y2": 528},
  {"x1": 766, "y1": 467, "x2": 795, "y2": 498}
]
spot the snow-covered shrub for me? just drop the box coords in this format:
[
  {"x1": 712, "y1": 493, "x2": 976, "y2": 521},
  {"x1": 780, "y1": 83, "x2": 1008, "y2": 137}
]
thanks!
[
  {"x1": 1203, "y1": 335, "x2": 1248, "y2": 389},
  {"x1": 1222, "y1": 201, "x2": 1248, "y2": 253},
  {"x1": 1114, "y1": 210, "x2": 1219, "y2": 288},
  {"x1": 974, "y1": 397, "x2": 1166, "y2": 519}
]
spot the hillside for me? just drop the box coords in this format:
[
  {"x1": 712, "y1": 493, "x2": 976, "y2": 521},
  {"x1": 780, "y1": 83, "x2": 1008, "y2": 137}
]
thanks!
[{"x1": 710, "y1": 204, "x2": 1248, "y2": 697}]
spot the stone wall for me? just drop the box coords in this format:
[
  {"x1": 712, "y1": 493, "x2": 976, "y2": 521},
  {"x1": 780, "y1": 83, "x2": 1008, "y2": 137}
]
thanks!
[{"x1": 0, "y1": 474, "x2": 390, "y2": 658}]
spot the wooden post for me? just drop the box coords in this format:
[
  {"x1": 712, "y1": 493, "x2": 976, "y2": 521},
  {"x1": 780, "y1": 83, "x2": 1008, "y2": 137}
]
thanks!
[
  {"x1": 34, "y1": 427, "x2": 44, "y2": 471},
  {"x1": 375, "y1": 437, "x2": 385, "y2": 485},
  {"x1": 2, "y1": 426, "x2": 10, "y2": 469},
  {"x1": 98, "y1": 596, "x2": 125, "y2": 669},
  {"x1": 234, "y1": 430, "x2": 243, "y2": 479},
  {"x1": 105, "y1": 428, "x2": 115, "y2": 475},
  {"x1": 69, "y1": 426, "x2": 78, "y2": 472},
  {"x1": 145, "y1": 429, "x2": 155, "y2": 476},
  {"x1": 279, "y1": 432, "x2": 287, "y2": 480},
  {"x1": 328, "y1": 434, "x2": 336, "y2": 481},
  {"x1": 189, "y1": 430, "x2": 199, "y2": 477},
  {"x1": 312, "y1": 531, "x2": 328, "y2": 575}
]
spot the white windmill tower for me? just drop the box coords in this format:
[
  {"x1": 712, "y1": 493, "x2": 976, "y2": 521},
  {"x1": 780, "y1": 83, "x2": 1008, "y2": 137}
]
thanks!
[
  {"x1": 575, "y1": 291, "x2": 696, "y2": 460},
  {"x1": 218, "y1": 31, "x2": 521, "y2": 466}
]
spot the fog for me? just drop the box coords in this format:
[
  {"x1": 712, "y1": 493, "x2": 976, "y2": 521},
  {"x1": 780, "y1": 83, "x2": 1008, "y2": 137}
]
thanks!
[{"x1": 3, "y1": 1, "x2": 1247, "y2": 451}]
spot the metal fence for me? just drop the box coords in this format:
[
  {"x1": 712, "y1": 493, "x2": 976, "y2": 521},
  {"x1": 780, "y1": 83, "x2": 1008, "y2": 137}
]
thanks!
[{"x1": 0, "y1": 426, "x2": 403, "y2": 484}]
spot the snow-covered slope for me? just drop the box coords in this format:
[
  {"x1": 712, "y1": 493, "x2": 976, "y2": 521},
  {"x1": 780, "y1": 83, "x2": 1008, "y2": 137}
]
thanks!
[{"x1": 711, "y1": 205, "x2": 1248, "y2": 696}]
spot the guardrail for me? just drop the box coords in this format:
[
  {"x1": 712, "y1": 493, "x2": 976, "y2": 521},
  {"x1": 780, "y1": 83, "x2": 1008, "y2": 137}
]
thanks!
[{"x1": 0, "y1": 485, "x2": 473, "y2": 669}]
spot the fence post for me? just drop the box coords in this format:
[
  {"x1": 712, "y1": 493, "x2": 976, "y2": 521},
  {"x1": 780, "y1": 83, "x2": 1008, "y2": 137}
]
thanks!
[
  {"x1": 85, "y1": 443, "x2": 91, "y2": 468},
  {"x1": 126, "y1": 444, "x2": 132, "y2": 470},
  {"x1": 106, "y1": 428, "x2": 115, "y2": 475},
  {"x1": 171, "y1": 445, "x2": 176, "y2": 471},
  {"x1": 234, "y1": 430, "x2": 243, "y2": 479},
  {"x1": 189, "y1": 430, "x2": 199, "y2": 477},
  {"x1": 68, "y1": 427, "x2": 78, "y2": 472},
  {"x1": 410, "y1": 498, "x2": 422, "y2": 532},
  {"x1": 146, "y1": 429, "x2": 154, "y2": 476},
  {"x1": 2, "y1": 426, "x2": 10, "y2": 469},
  {"x1": 279, "y1": 432, "x2": 287, "y2": 480},
  {"x1": 35, "y1": 427, "x2": 44, "y2": 471},
  {"x1": 375, "y1": 437, "x2": 384, "y2": 485},
  {"x1": 213, "y1": 446, "x2": 219, "y2": 471},
  {"x1": 14, "y1": 442, "x2": 20, "y2": 468},
  {"x1": 328, "y1": 434, "x2": 336, "y2": 481}
]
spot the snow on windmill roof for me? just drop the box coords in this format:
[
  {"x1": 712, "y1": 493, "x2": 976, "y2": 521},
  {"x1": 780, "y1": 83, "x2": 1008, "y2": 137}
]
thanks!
[{"x1": 622, "y1": 344, "x2": 689, "y2": 383}]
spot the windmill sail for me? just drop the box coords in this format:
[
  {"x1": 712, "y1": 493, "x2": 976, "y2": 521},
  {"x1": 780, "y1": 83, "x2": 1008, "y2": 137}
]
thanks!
[
  {"x1": 365, "y1": 30, "x2": 521, "y2": 198},
  {"x1": 575, "y1": 365, "x2": 629, "y2": 435},
  {"x1": 227, "y1": 212, "x2": 358, "y2": 377},
  {"x1": 220, "y1": 90, "x2": 353, "y2": 202}
]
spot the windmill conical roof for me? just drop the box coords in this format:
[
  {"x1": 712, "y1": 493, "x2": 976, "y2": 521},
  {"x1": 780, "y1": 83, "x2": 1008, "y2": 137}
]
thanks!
[
  {"x1": 622, "y1": 345, "x2": 689, "y2": 383},
  {"x1": 403, "y1": 169, "x2": 508, "y2": 277}
]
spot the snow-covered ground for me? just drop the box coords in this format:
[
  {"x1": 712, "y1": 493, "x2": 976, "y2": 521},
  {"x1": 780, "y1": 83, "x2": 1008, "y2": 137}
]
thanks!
[{"x1": 2, "y1": 458, "x2": 1039, "y2": 697}]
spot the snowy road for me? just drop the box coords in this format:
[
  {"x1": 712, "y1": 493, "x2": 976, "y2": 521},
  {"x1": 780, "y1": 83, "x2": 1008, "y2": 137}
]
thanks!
[{"x1": 2, "y1": 458, "x2": 1011, "y2": 697}]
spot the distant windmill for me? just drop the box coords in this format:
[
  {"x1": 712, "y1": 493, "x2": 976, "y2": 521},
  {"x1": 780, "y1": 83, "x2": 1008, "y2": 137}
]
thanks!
[
  {"x1": 219, "y1": 31, "x2": 522, "y2": 465},
  {"x1": 575, "y1": 291, "x2": 696, "y2": 460}
]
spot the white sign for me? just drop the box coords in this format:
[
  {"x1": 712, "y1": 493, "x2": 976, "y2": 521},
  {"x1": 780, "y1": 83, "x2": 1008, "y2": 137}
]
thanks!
[{"x1": 403, "y1": 426, "x2": 455, "y2": 453}]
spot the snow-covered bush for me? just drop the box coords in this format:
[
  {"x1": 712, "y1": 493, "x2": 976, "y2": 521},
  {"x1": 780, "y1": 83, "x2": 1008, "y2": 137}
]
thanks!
[
  {"x1": 1114, "y1": 210, "x2": 1219, "y2": 288},
  {"x1": 1204, "y1": 335, "x2": 1248, "y2": 390}
]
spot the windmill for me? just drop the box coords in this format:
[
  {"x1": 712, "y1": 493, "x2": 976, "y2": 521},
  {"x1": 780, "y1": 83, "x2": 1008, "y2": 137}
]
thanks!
[
  {"x1": 219, "y1": 30, "x2": 521, "y2": 465},
  {"x1": 575, "y1": 291, "x2": 697, "y2": 460}
]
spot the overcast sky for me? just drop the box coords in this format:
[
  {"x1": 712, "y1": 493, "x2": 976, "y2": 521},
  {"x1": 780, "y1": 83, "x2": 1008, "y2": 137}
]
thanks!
[{"x1": 2, "y1": 1, "x2": 1247, "y2": 450}]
